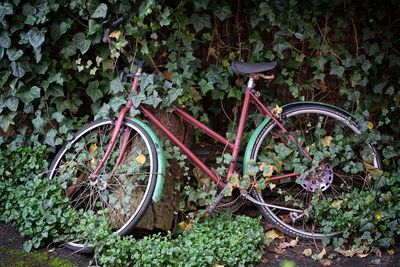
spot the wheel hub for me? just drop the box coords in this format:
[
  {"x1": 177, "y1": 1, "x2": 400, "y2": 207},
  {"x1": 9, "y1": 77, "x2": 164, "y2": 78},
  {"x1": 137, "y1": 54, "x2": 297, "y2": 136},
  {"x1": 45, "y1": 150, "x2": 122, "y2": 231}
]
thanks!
[{"x1": 299, "y1": 163, "x2": 333, "y2": 192}]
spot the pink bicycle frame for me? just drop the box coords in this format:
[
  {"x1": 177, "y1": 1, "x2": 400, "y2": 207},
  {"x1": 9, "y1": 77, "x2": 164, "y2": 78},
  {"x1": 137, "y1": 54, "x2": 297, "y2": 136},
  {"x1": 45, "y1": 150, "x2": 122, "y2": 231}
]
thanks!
[
  {"x1": 90, "y1": 69, "x2": 311, "y2": 191},
  {"x1": 139, "y1": 76, "x2": 310, "y2": 190}
]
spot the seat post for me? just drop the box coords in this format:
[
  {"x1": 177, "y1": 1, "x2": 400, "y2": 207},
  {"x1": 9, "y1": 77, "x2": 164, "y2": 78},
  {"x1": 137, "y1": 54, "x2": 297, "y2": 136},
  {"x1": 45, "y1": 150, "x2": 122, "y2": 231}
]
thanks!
[{"x1": 246, "y1": 77, "x2": 255, "y2": 89}]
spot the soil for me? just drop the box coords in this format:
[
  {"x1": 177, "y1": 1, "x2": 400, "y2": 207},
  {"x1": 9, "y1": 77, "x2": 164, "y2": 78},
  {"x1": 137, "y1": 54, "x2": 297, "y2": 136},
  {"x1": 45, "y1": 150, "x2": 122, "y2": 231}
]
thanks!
[{"x1": 1, "y1": 221, "x2": 399, "y2": 266}]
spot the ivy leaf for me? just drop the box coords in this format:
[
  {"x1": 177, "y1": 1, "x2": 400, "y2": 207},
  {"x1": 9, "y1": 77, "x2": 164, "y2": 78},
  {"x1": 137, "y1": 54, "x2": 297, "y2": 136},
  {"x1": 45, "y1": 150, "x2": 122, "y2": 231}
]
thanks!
[
  {"x1": 6, "y1": 49, "x2": 23, "y2": 61},
  {"x1": 275, "y1": 143, "x2": 293, "y2": 159},
  {"x1": 5, "y1": 97, "x2": 19, "y2": 111},
  {"x1": 0, "y1": 31, "x2": 11, "y2": 48},
  {"x1": 27, "y1": 27, "x2": 46, "y2": 49},
  {"x1": 91, "y1": 3, "x2": 108, "y2": 19},
  {"x1": 51, "y1": 112, "x2": 65, "y2": 123},
  {"x1": 94, "y1": 103, "x2": 110, "y2": 120},
  {"x1": 11, "y1": 61, "x2": 26, "y2": 78},
  {"x1": 194, "y1": 0, "x2": 210, "y2": 10},
  {"x1": 44, "y1": 129, "x2": 57, "y2": 147},
  {"x1": 23, "y1": 241, "x2": 32, "y2": 252},
  {"x1": 110, "y1": 78, "x2": 125, "y2": 94},
  {"x1": 73, "y1": 32, "x2": 91, "y2": 54},
  {"x1": 110, "y1": 96, "x2": 126, "y2": 112},
  {"x1": 189, "y1": 14, "x2": 211, "y2": 32},
  {"x1": 87, "y1": 80, "x2": 102, "y2": 102},
  {"x1": 199, "y1": 79, "x2": 213, "y2": 94},
  {"x1": 373, "y1": 82, "x2": 387, "y2": 94},
  {"x1": 329, "y1": 63, "x2": 345, "y2": 77},
  {"x1": 160, "y1": 8, "x2": 171, "y2": 26},
  {"x1": 213, "y1": 5, "x2": 232, "y2": 21},
  {"x1": 0, "y1": 113, "x2": 16, "y2": 131},
  {"x1": 140, "y1": 73, "x2": 154, "y2": 91}
]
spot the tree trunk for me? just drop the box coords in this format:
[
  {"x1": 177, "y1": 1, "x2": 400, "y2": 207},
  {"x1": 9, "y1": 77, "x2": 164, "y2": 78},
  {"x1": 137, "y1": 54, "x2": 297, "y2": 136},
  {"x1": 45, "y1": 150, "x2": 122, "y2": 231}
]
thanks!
[{"x1": 136, "y1": 109, "x2": 192, "y2": 231}]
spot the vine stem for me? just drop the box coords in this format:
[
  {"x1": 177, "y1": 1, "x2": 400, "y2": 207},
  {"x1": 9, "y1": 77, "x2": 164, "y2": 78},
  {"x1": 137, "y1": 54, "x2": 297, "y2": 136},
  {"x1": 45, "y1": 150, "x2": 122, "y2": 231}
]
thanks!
[{"x1": 351, "y1": 18, "x2": 359, "y2": 56}]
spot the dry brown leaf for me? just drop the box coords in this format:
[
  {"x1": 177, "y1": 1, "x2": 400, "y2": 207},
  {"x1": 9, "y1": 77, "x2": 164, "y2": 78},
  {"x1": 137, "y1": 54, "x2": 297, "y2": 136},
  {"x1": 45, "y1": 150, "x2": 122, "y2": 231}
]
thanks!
[
  {"x1": 277, "y1": 238, "x2": 298, "y2": 249},
  {"x1": 303, "y1": 248, "x2": 313, "y2": 257},
  {"x1": 339, "y1": 249, "x2": 356, "y2": 257},
  {"x1": 376, "y1": 249, "x2": 382, "y2": 258},
  {"x1": 320, "y1": 259, "x2": 332, "y2": 266},
  {"x1": 265, "y1": 229, "x2": 283, "y2": 240},
  {"x1": 388, "y1": 249, "x2": 395, "y2": 256},
  {"x1": 316, "y1": 248, "x2": 327, "y2": 260},
  {"x1": 322, "y1": 136, "x2": 333, "y2": 147}
]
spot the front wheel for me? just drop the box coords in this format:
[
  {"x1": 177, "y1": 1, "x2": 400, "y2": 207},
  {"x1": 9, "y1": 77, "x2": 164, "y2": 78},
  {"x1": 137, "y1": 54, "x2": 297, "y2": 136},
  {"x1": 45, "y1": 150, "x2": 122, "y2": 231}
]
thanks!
[
  {"x1": 47, "y1": 118, "x2": 158, "y2": 252},
  {"x1": 249, "y1": 104, "x2": 382, "y2": 239}
]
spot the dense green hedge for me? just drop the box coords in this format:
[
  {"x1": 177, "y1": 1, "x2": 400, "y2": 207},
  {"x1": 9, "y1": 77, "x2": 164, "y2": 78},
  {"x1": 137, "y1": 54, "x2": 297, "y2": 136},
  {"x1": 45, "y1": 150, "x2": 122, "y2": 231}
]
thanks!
[{"x1": 0, "y1": 1, "x2": 398, "y2": 168}]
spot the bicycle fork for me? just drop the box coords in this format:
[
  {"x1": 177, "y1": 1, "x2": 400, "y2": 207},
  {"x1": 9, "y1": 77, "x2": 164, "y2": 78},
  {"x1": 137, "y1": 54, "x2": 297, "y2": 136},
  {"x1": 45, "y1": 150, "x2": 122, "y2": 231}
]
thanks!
[{"x1": 90, "y1": 69, "x2": 143, "y2": 181}]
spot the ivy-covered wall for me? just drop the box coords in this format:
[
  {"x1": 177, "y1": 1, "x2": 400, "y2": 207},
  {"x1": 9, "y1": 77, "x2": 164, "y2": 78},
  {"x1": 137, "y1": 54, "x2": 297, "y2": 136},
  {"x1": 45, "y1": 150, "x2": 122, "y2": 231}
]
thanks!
[{"x1": 0, "y1": 0, "x2": 399, "y2": 169}]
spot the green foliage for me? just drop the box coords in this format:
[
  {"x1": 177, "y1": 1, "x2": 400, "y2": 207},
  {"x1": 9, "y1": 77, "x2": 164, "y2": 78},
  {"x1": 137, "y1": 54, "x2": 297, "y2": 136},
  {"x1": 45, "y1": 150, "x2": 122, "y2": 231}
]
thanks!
[
  {"x1": 0, "y1": 145, "x2": 79, "y2": 251},
  {"x1": 88, "y1": 212, "x2": 265, "y2": 267},
  {"x1": 312, "y1": 171, "x2": 400, "y2": 251}
]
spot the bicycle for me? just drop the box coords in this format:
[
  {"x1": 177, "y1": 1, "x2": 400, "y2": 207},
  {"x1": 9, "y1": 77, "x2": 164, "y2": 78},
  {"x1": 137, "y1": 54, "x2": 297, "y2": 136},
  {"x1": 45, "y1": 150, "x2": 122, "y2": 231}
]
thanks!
[{"x1": 47, "y1": 15, "x2": 382, "y2": 252}]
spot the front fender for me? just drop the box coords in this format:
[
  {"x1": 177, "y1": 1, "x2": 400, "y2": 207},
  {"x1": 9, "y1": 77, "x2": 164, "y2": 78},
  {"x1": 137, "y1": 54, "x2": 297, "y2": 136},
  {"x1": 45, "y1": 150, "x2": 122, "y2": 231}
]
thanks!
[{"x1": 129, "y1": 118, "x2": 166, "y2": 203}]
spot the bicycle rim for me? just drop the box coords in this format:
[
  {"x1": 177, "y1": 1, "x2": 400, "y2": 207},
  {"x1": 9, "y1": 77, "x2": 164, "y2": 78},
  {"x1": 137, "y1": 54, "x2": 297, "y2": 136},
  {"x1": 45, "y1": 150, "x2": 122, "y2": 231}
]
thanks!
[
  {"x1": 250, "y1": 105, "x2": 382, "y2": 239},
  {"x1": 48, "y1": 118, "x2": 158, "y2": 250}
]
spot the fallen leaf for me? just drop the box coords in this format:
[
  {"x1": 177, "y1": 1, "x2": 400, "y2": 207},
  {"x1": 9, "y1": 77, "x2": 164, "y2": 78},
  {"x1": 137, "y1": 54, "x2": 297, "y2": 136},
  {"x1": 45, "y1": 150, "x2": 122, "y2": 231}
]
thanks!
[
  {"x1": 265, "y1": 229, "x2": 283, "y2": 240},
  {"x1": 367, "y1": 121, "x2": 374, "y2": 130},
  {"x1": 109, "y1": 30, "x2": 122, "y2": 40},
  {"x1": 331, "y1": 200, "x2": 343, "y2": 208},
  {"x1": 303, "y1": 248, "x2": 313, "y2": 257},
  {"x1": 357, "y1": 253, "x2": 370, "y2": 258},
  {"x1": 320, "y1": 259, "x2": 332, "y2": 266},
  {"x1": 89, "y1": 143, "x2": 97, "y2": 154},
  {"x1": 135, "y1": 154, "x2": 146, "y2": 165},
  {"x1": 322, "y1": 136, "x2": 333, "y2": 147},
  {"x1": 375, "y1": 210, "x2": 384, "y2": 221},
  {"x1": 272, "y1": 105, "x2": 283, "y2": 116},
  {"x1": 339, "y1": 249, "x2": 356, "y2": 257},
  {"x1": 316, "y1": 248, "x2": 327, "y2": 260},
  {"x1": 277, "y1": 238, "x2": 298, "y2": 249},
  {"x1": 376, "y1": 249, "x2": 382, "y2": 258},
  {"x1": 222, "y1": 59, "x2": 230, "y2": 68},
  {"x1": 388, "y1": 249, "x2": 395, "y2": 255}
]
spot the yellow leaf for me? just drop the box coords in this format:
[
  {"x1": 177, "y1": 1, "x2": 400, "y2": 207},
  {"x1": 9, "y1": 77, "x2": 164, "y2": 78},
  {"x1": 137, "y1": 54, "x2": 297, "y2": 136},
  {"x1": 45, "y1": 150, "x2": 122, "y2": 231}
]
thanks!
[
  {"x1": 214, "y1": 265, "x2": 225, "y2": 267},
  {"x1": 322, "y1": 136, "x2": 333, "y2": 147},
  {"x1": 259, "y1": 163, "x2": 275, "y2": 177},
  {"x1": 178, "y1": 221, "x2": 192, "y2": 231},
  {"x1": 303, "y1": 248, "x2": 313, "y2": 257},
  {"x1": 265, "y1": 229, "x2": 282, "y2": 240},
  {"x1": 109, "y1": 30, "x2": 122, "y2": 40},
  {"x1": 135, "y1": 154, "x2": 146, "y2": 165},
  {"x1": 222, "y1": 59, "x2": 230, "y2": 68},
  {"x1": 178, "y1": 221, "x2": 188, "y2": 229},
  {"x1": 331, "y1": 200, "x2": 343, "y2": 209},
  {"x1": 89, "y1": 144, "x2": 97, "y2": 154},
  {"x1": 375, "y1": 210, "x2": 383, "y2": 221},
  {"x1": 273, "y1": 105, "x2": 283, "y2": 116},
  {"x1": 316, "y1": 248, "x2": 327, "y2": 260},
  {"x1": 367, "y1": 121, "x2": 374, "y2": 130}
]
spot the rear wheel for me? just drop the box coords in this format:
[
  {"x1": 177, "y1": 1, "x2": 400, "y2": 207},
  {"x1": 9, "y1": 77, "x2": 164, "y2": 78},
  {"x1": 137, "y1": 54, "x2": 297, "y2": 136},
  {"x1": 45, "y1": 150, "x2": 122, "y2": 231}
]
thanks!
[
  {"x1": 249, "y1": 104, "x2": 382, "y2": 239},
  {"x1": 48, "y1": 118, "x2": 158, "y2": 251}
]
